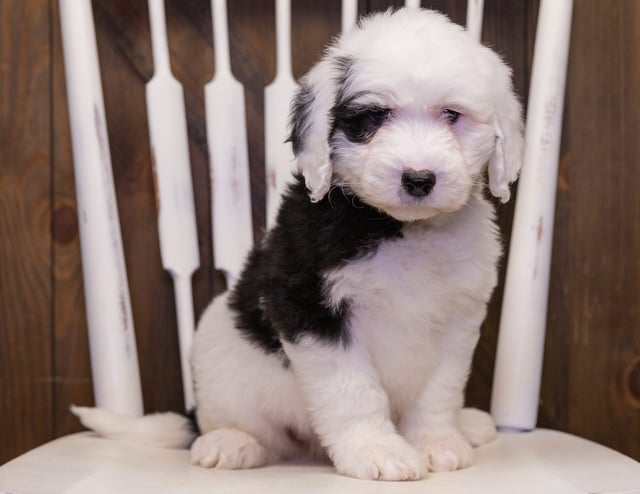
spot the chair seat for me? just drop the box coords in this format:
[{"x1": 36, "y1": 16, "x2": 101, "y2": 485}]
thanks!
[{"x1": 1, "y1": 429, "x2": 639, "y2": 493}]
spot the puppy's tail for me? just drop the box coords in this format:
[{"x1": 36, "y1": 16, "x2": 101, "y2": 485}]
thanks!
[{"x1": 70, "y1": 405, "x2": 197, "y2": 449}]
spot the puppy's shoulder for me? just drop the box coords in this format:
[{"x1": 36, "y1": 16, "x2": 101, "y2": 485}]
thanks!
[
  {"x1": 268, "y1": 175, "x2": 404, "y2": 271},
  {"x1": 228, "y1": 176, "x2": 406, "y2": 349}
]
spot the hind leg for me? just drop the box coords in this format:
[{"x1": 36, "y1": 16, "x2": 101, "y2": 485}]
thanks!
[
  {"x1": 191, "y1": 295, "x2": 312, "y2": 469},
  {"x1": 190, "y1": 428, "x2": 270, "y2": 469}
]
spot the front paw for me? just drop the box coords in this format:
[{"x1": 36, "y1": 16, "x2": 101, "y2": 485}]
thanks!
[
  {"x1": 419, "y1": 431, "x2": 474, "y2": 472},
  {"x1": 330, "y1": 433, "x2": 424, "y2": 481}
]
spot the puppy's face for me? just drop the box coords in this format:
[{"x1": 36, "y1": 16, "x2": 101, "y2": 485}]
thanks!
[
  {"x1": 290, "y1": 9, "x2": 524, "y2": 221},
  {"x1": 329, "y1": 56, "x2": 499, "y2": 222}
]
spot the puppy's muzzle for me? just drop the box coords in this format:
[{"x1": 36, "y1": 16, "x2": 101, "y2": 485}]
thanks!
[{"x1": 402, "y1": 170, "x2": 437, "y2": 197}]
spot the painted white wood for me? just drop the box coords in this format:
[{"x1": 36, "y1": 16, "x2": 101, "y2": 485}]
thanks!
[
  {"x1": 405, "y1": 0, "x2": 421, "y2": 9},
  {"x1": 58, "y1": 0, "x2": 143, "y2": 417},
  {"x1": 206, "y1": 0, "x2": 254, "y2": 287},
  {"x1": 341, "y1": 0, "x2": 358, "y2": 34},
  {"x1": 2, "y1": 430, "x2": 639, "y2": 493},
  {"x1": 265, "y1": 0, "x2": 299, "y2": 227},
  {"x1": 146, "y1": 0, "x2": 200, "y2": 411},
  {"x1": 491, "y1": 0, "x2": 574, "y2": 431},
  {"x1": 465, "y1": 0, "x2": 484, "y2": 42}
]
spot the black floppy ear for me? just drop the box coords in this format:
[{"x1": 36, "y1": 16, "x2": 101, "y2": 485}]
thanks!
[
  {"x1": 287, "y1": 52, "x2": 348, "y2": 202},
  {"x1": 288, "y1": 83, "x2": 315, "y2": 158}
]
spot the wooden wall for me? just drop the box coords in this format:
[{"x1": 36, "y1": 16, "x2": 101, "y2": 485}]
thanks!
[{"x1": 1, "y1": 0, "x2": 639, "y2": 464}]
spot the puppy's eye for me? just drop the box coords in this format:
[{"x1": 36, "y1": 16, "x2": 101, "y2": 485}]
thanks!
[
  {"x1": 442, "y1": 108, "x2": 461, "y2": 124},
  {"x1": 335, "y1": 107, "x2": 392, "y2": 143},
  {"x1": 368, "y1": 108, "x2": 392, "y2": 122}
]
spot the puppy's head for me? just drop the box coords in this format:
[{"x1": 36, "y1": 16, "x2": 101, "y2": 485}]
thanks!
[{"x1": 289, "y1": 8, "x2": 523, "y2": 222}]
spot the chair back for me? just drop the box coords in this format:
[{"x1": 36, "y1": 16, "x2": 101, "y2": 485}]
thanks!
[{"x1": 58, "y1": 0, "x2": 572, "y2": 432}]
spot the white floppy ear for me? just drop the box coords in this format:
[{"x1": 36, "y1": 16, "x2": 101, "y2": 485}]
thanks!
[
  {"x1": 488, "y1": 61, "x2": 524, "y2": 203},
  {"x1": 288, "y1": 53, "x2": 343, "y2": 202}
]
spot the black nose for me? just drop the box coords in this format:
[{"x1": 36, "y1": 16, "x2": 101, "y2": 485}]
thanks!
[{"x1": 402, "y1": 170, "x2": 436, "y2": 197}]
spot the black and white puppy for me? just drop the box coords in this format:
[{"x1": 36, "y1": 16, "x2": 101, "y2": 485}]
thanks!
[{"x1": 73, "y1": 8, "x2": 523, "y2": 481}]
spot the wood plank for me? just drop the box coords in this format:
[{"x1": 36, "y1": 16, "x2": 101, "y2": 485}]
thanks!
[
  {"x1": 292, "y1": 0, "x2": 341, "y2": 79},
  {"x1": 549, "y1": 0, "x2": 640, "y2": 459},
  {"x1": 163, "y1": 0, "x2": 218, "y2": 303},
  {"x1": 421, "y1": 0, "x2": 466, "y2": 25},
  {"x1": 536, "y1": 0, "x2": 570, "y2": 433},
  {"x1": 90, "y1": 0, "x2": 185, "y2": 414},
  {"x1": 0, "y1": 0, "x2": 53, "y2": 463},
  {"x1": 50, "y1": 0, "x2": 94, "y2": 440},
  {"x1": 226, "y1": 0, "x2": 276, "y2": 246}
]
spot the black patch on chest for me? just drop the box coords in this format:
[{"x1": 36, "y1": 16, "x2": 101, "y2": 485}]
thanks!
[{"x1": 228, "y1": 175, "x2": 403, "y2": 357}]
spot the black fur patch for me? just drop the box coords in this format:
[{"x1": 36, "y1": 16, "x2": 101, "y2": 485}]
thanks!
[
  {"x1": 329, "y1": 56, "x2": 391, "y2": 144},
  {"x1": 287, "y1": 56, "x2": 356, "y2": 156},
  {"x1": 331, "y1": 103, "x2": 392, "y2": 144},
  {"x1": 228, "y1": 175, "x2": 403, "y2": 356},
  {"x1": 287, "y1": 83, "x2": 315, "y2": 156}
]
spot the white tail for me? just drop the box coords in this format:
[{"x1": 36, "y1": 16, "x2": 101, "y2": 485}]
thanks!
[{"x1": 71, "y1": 406, "x2": 196, "y2": 449}]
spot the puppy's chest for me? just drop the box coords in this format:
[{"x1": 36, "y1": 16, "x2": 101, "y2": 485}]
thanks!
[
  {"x1": 324, "y1": 217, "x2": 500, "y2": 410},
  {"x1": 325, "y1": 218, "x2": 500, "y2": 319}
]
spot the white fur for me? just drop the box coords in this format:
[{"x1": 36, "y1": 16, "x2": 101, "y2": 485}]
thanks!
[
  {"x1": 194, "y1": 9, "x2": 520, "y2": 480},
  {"x1": 73, "y1": 8, "x2": 521, "y2": 482},
  {"x1": 191, "y1": 295, "x2": 319, "y2": 462},
  {"x1": 70, "y1": 405, "x2": 195, "y2": 449},
  {"x1": 188, "y1": 193, "x2": 504, "y2": 480},
  {"x1": 297, "y1": 9, "x2": 522, "y2": 207}
]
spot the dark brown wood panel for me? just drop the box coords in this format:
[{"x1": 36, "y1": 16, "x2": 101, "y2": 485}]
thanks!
[
  {"x1": 0, "y1": 0, "x2": 54, "y2": 463},
  {"x1": 291, "y1": 0, "x2": 341, "y2": 78},
  {"x1": 540, "y1": 0, "x2": 640, "y2": 459},
  {"x1": 1, "y1": 0, "x2": 639, "y2": 464}
]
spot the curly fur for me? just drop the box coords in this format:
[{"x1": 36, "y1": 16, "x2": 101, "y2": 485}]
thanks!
[{"x1": 74, "y1": 8, "x2": 522, "y2": 482}]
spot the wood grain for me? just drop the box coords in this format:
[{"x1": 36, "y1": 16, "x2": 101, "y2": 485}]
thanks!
[
  {"x1": 1, "y1": 0, "x2": 639, "y2": 464},
  {"x1": 0, "y1": 0, "x2": 53, "y2": 463},
  {"x1": 91, "y1": 0, "x2": 186, "y2": 414},
  {"x1": 539, "y1": 0, "x2": 640, "y2": 459},
  {"x1": 49, "y1": 0, "x2": 94, "y2": 440}
]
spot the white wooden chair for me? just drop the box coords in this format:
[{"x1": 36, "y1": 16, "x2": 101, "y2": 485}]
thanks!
[{"x1": 2, "y1": 0, "x2": 640, "y2": 493}]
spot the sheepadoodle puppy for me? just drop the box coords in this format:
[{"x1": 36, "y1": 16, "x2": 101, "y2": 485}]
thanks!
[{"x1": 73, "y1": 7, "x2": 523, "y2": 481}]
